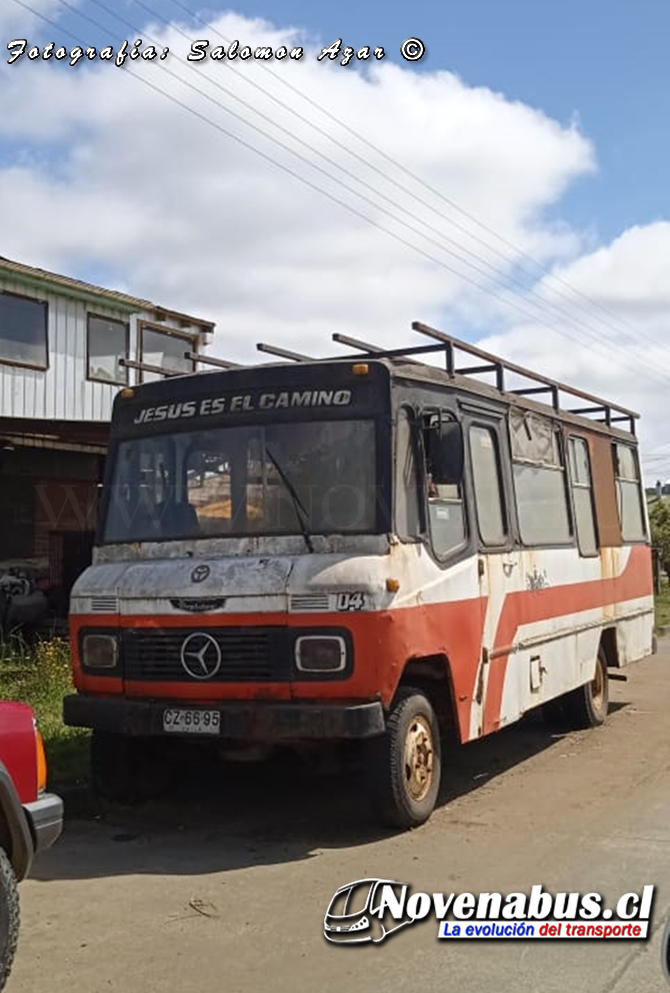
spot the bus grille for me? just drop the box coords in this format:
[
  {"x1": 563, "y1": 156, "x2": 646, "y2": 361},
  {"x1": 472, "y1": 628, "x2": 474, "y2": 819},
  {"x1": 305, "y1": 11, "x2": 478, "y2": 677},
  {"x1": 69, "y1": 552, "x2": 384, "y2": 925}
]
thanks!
[{"x1": 122, "y1": 627, "x2": 290, "y2": 683}]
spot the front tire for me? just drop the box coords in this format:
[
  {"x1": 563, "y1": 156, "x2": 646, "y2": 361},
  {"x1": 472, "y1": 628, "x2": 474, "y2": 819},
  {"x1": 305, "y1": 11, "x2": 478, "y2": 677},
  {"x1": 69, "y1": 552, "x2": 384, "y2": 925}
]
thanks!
[
  {"x1": 563, "y1": 648, "x2": 610, "y2": 729},
  {"x1": 0, "y1": 846, "x2": 20, "y2": 993},
  {"x1": 367, "y1": 688, "x2": 441, "y2": 830}
]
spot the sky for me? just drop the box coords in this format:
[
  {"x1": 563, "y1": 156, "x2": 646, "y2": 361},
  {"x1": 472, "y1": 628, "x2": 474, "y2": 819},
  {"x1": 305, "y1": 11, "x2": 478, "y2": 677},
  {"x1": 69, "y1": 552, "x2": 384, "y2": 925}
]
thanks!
[{"x1": 1, "y1": 0, "x2": 670, "y2": 477}]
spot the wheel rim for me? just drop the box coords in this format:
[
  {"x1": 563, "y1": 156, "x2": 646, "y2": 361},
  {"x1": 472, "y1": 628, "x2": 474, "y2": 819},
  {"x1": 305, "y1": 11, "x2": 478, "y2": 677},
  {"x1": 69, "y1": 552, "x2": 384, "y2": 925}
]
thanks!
[
  {"x1": 403, "y1": 715, "x2": 435, "y2": 802},
  {"x1": 591, "y1": 658, "x2": 605, "y2": 713}
]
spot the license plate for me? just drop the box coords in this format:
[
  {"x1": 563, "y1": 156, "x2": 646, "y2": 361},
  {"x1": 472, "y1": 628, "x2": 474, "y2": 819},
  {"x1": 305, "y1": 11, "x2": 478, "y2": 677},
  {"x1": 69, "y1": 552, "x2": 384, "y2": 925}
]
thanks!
[{"x1": 162, "y1": 709, "x2": 220, "y2": 735}]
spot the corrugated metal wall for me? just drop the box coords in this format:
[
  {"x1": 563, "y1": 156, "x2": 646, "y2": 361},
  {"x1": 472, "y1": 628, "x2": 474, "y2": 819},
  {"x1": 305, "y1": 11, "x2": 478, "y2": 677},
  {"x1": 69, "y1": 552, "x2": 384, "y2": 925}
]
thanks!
[{"x1": 0, "y1": 272, "x2": 202, "y2": 422}]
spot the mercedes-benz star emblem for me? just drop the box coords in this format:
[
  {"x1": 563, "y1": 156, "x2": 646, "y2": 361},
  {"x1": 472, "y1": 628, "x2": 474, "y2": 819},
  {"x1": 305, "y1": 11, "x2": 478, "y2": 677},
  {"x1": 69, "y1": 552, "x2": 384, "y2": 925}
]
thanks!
[
  {"x1": 191, "y1": 564, "x2": 211, "y2": 583},
  {"x1": 180, "y1": 632, "x2": 222, "y2": 680}
]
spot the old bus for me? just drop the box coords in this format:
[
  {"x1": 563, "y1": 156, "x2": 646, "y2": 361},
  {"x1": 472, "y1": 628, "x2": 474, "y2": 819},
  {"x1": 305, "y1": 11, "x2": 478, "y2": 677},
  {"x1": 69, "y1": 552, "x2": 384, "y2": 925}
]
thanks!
[{"x1": 63, "y1": 323, "x2": 655, "y2": 829}]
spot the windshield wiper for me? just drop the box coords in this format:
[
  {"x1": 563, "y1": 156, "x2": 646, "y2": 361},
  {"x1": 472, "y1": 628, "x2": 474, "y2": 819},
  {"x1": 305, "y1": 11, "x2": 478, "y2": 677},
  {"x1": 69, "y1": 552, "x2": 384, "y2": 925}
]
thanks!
[{"x1": 265, "y1": 447, "x2": 314, "y2": 553}]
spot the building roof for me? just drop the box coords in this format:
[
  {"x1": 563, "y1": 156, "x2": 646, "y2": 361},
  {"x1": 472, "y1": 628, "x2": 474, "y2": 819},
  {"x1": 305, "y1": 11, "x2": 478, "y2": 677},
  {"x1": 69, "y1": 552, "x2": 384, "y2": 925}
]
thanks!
[{"x1": 0, "y1": 255, "x2": 215, "y2": 334}]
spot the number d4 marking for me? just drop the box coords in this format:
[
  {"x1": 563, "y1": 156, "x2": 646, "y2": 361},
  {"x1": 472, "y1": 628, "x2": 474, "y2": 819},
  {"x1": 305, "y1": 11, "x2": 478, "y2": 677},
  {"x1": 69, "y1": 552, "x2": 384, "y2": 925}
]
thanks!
[{"x1": 335, "y1": 592, "x2": 365, "y2": 611}]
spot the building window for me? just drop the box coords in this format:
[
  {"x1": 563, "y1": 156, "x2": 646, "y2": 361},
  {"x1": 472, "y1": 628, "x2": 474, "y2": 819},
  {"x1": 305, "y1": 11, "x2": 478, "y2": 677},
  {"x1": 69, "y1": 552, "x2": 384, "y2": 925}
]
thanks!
[
  {"x1": 0, "y1": 291, "x2": 48, "y2": 369},
  {"x1": 568, "y1": 436, "x2": 598, "y2": 556},
  {"x1": 87, "y1": 314, "x2": 129, "y2": 384},
  {"x1": 140, "y1": 325, "x2": 194, "y2": 382},
  {"x1": 613, "y1": 442, "x2": 646, "y2": 542},
  {"x1": 510, "y1": 409, "x2": 572, "y2": 546},
  {"x1": 469, "y1": 424, "x2": 506, "y2": 546}
]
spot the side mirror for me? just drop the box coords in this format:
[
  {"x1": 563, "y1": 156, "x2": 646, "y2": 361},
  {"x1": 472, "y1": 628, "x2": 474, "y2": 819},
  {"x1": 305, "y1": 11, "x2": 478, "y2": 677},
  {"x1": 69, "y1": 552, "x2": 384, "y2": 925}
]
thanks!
[{"x1": 427, "y1": 421, "x2": 464, "y2": 485}]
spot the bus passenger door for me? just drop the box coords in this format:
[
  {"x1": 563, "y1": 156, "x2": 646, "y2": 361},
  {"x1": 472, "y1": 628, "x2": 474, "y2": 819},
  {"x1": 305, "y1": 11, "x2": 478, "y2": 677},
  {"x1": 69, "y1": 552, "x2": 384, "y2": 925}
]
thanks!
[{"x1": 465, "y1": 415, "x2": 522, "y2": 737}]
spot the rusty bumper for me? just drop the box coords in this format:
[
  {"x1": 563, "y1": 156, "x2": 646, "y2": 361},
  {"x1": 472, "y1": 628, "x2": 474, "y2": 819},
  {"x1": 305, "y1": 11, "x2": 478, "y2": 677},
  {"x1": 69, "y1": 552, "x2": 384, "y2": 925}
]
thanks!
[{"x1": 63, "y1": 694, "x2": 385, "y2": 741}]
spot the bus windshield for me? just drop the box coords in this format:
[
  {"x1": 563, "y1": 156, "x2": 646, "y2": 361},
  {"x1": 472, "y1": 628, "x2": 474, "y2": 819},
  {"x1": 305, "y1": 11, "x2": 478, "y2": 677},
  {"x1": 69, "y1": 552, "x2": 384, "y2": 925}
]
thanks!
[{"x1": 100, "y1": 418, "x2": 378, "y2": 543}]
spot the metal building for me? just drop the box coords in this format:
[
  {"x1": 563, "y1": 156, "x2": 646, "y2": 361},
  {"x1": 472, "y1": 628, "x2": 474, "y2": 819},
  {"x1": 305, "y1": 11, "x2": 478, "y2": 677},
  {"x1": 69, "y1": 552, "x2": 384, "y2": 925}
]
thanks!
[{"x1": 0, "y1": 255, "x2": 215, "y2": 626}]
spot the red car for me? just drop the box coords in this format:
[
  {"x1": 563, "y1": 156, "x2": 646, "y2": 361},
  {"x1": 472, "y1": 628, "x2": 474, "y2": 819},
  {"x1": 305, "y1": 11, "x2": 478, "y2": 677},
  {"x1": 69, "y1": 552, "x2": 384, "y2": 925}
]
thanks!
[{"x1": 0, "y1": 701, "x2": 63, "y2": 991}]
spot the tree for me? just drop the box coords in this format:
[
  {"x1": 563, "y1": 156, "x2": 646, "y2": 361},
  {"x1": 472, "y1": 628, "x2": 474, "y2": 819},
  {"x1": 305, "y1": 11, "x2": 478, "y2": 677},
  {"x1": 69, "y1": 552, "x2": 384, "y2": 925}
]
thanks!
[{"x1": 649, "y1": 499, "x2": 670, "y2": 583}]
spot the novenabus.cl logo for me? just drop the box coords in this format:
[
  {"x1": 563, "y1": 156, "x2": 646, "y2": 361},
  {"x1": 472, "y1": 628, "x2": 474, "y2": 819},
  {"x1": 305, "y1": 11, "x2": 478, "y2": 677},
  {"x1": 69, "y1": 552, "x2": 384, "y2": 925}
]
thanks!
[{"x1": 324, "y1": 879, "x2": 417, "y2": 944}]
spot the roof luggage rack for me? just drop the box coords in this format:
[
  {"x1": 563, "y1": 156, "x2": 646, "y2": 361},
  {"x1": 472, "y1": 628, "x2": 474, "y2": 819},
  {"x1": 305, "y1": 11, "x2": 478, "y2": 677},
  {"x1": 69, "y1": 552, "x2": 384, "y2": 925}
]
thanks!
[
  {"x1": 255, "y1": 342, "x2": 313, "y2": 362},
  {"x1": 138, "y1": 320, "x2": 639, "y2": 436},
  {"x1": 328, "y1": 321, "x2": 639, "y2": 435}
]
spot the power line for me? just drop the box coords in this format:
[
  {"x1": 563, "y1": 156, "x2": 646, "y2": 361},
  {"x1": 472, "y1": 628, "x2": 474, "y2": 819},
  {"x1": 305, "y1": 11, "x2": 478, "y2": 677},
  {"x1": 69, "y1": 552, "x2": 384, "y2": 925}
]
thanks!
[
  {"x1": 84, "y1": 0, "x2": 652, "y2": 357},
  {"x1": 11, "y1": 0, "x2": 670, "y2": 391},
  {"x1": 7, "y1": 1, "x2": 548, "y2": 309},
  {"x1": 71, "y1": 3, "x2": 549, "y2": 300},
  {"x1": 130, "y1": 0, "x2": 656, "y2": 358},
  {"x1": 163, "y1": 0, "x2": 663, "y2": 351},
  {"x1": 45, "y1": 0, "x2": 670, "y2": 386}
]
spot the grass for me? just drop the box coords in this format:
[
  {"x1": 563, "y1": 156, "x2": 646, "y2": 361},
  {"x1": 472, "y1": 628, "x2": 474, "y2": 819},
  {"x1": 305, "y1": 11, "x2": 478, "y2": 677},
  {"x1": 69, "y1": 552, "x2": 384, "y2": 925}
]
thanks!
[
  {"x1": 0, "y1": 637, "x2": 90, "y2": 789},
  {"x1": 655, "y1": 579, "x2": 670, "y2": 632}
]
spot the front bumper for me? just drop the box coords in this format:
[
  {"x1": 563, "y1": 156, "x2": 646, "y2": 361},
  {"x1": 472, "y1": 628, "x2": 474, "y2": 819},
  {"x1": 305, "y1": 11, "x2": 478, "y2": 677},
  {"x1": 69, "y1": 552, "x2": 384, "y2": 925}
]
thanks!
[
  {"x1": 63, "y1": 694, "x2": 386, "y2": 741},
  {"x1": 23, "y1": 793, "x2": 64, "y2": 856}
]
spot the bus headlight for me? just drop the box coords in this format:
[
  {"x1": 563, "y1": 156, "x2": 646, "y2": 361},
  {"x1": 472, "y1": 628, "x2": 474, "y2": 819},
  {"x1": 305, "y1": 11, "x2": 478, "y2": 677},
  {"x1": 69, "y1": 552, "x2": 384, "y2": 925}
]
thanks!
[
  {"x1": 82, "y1": 633, "x2": 118, "y2": 669},
  {"x1": 295, "y1": 636, "x2": 347, "y2": 673}
]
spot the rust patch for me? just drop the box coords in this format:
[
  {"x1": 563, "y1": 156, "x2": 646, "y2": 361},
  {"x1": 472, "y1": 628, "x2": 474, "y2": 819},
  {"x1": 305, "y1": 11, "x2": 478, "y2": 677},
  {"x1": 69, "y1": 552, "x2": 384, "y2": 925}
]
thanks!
[
  {"x1": 588, "y1": 432, "x2": 622, "y2": 548},
  {"x1": 600, "y1": 546, "x2": 620, "y2": 582},
  {"x1": 474, "y1": 647, "x2": 489, "y2": 705}
]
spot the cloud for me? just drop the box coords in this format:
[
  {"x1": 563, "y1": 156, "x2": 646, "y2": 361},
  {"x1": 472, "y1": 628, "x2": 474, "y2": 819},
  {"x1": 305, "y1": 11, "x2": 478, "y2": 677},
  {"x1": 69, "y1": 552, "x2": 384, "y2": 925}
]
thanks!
[
  {"x1": 0, "y1": 10, "x2": 593, "y2": 339},
  {"x1": 477, "y1": 222, "x2": 670, "y2": 462},
  {"x1": 4, "y1": 8, "x2": 668, "y2": 469},
  {"x1": 0, "y1": 0, "x2": 72, "y2": 38}
]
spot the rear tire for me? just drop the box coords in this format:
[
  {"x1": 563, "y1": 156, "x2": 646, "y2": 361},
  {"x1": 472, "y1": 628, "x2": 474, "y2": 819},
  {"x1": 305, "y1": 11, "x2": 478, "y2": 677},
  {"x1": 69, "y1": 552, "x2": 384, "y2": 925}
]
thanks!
[
  {"x1": 0, "y1": 846, "x2": 20, "y2": 993},
  {"x1": 563, "y1": 648, "x2": 610, "y2": 729},
  {"x1": 91, "y1": 732, "x2": 173, "y2": 804},
  {"x1": 367, "y1": 688, "x2": 441, "y2": 830}
]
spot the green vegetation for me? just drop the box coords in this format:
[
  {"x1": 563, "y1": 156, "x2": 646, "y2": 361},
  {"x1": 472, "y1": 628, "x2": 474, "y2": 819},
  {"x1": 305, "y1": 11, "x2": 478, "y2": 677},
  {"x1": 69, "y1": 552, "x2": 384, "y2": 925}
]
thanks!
[
  {"x1": 655, "y1": 580, "x2": 670, "y2": 633},
  {"x1": 647, "y1": 500, "x2": 670, "y2": 630},
  {"x1": 649, "y1": 500, "x2": 670, "y2": 584},
  {"x1": 0, "y1": 637, "x2": 89, "y2": 788}
]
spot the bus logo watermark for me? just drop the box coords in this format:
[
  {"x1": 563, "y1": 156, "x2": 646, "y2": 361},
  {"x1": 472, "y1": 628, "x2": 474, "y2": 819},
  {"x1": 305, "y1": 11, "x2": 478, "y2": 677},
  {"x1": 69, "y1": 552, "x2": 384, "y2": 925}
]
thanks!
[{"x1": 323, "y1": 880, "x2": 655, "y2": 945}]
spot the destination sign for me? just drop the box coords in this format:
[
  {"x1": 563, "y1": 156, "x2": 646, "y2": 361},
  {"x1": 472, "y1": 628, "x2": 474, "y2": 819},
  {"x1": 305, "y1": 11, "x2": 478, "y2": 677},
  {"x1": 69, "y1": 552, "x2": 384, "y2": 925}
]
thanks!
[{"x1": 131, "y1": 388, "x2": 354, "y2": 425}]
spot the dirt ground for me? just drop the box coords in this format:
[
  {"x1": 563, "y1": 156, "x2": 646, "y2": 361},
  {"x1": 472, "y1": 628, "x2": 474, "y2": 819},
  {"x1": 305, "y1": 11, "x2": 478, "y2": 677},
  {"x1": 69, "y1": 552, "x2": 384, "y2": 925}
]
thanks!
[{"x1": 10, "y1": 642, "x2": 670, "y2": 993}]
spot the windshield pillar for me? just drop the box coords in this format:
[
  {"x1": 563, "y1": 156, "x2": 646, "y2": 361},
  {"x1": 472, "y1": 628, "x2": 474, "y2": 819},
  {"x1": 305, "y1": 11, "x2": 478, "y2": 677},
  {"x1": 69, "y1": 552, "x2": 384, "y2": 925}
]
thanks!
[{"x1": 230, "y1": 447, "x2": 248, "y2": 531}]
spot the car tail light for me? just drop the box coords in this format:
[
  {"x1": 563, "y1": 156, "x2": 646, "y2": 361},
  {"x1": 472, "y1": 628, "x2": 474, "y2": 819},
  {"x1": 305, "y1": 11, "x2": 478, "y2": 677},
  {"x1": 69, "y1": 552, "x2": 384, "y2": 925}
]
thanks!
[{"x1": 35, "y1": 726, "x2": 47, "y2": 794}]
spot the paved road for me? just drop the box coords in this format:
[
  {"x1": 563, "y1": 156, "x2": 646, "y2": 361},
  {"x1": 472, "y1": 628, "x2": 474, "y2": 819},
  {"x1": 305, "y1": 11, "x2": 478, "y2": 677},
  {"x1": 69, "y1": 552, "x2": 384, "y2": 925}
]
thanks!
[{"x1": 10, "y1": 643, "x2": 670, "y2": 993}]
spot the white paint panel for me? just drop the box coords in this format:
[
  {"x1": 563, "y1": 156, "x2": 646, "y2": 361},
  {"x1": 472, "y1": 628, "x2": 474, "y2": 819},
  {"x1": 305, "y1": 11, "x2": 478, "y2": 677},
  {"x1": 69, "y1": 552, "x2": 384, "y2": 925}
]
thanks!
[{"x1": 497, "y1": 593, "x2": 655, "y2": 727}]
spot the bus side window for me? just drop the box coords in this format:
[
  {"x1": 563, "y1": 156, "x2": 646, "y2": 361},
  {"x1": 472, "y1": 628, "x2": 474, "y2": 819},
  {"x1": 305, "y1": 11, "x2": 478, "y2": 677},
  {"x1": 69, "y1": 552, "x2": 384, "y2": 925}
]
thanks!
[
  {"x1": 469, "y1": 424, "x2": 506, "y2": 547},
  {"x1": 423, "y1": 413, "x2": 467, "y2": 558},
  {"x1": 568, "y1": 436, "x2": 598, "y2": 557},
  {"x1": 394, "y1": 407, "x2": 421, "y2": 541},
  {"x1": 510, "y1": 409, "x2": 572, "y2": 546},
  {"x1": 613, "y1": 442, "x2": 647, "y2": 541}
]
